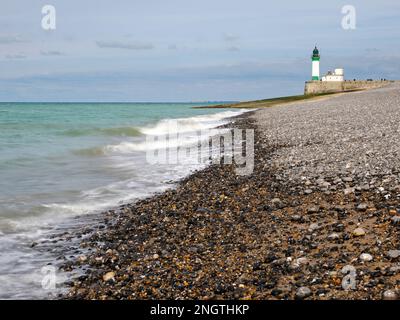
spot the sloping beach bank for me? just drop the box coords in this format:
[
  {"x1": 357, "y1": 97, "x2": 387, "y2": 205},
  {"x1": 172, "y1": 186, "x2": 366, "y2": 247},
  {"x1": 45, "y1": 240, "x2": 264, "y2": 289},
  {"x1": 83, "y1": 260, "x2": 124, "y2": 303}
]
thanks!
[
  {"x1": 63, "y1": 84, "x2": 400, "y2": 300},
  {"x1": 193, "y1": 87, "x2": 388, "y2": 110}
]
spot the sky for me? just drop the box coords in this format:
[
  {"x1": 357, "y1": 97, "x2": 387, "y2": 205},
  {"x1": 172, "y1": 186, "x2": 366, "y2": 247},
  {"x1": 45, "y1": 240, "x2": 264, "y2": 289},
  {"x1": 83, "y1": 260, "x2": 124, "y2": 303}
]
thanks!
[{"x1": 0, "y1": 0, "x2": 400, "y2": 102}]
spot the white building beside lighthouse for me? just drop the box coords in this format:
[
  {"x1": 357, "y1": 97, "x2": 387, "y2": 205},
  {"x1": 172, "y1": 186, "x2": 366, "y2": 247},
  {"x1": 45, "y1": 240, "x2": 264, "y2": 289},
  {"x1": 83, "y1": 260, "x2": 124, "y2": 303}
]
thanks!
[
  {"x1": 311, "y1": 46, "x2": 345, "y2": 82},
  {"x1": 321, "y1": 68, "x2": 344, "y2": 82}
]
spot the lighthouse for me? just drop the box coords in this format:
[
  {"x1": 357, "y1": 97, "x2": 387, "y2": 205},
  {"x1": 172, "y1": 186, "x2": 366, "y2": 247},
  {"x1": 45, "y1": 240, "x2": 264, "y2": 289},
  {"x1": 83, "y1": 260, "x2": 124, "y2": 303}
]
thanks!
[{"x1": 311, "y1": 46, "x2": 320, "y2": 81}]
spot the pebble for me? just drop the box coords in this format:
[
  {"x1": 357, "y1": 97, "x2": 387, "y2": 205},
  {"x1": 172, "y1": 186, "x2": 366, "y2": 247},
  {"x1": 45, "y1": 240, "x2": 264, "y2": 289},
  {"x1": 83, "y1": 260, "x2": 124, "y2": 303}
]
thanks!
[
  {"x1": 102, "y1": 271, "x2": 115, "y2": 282},
  {"x1": 291, "y1": 215, "x2": 302, "y2": 222},
  {"x1": 327, "y1": 233, "x2": 340, "y2": 241},
  {"x1": 389, "y1": 266, "x2": 400, "y2": 273},
  {"x1": 307, "y1": 205, "x2": 319, "y2": 214},
  {"x1": 382, "y1": 290, "x2": 398, "y2": 300},
  {"x1": 295, "y1": 287, "x2": 312, "y2": 300},
  {"x1": 78, "y1": 255, "x2": 87, "y2": 263},
  {"x1": 387, "y1": 250, "x2": 400, "y2": 259},
  {"x1": 344, "y1": 187, "x2": 355, "y2": 195},
  {"x1": 333, "y1": 223, "x2": 345, "y2": 232},
  {"x1": 359, "y1": 253, "x2": 373, "y2": 262},
  {"x1": 353, "y1": 228, "x2": 366, "y2": 237},
  {"x1": 356, "y1": 203, "x2": 368, "y2": 211},
  {"x1": 391, "y1": 216, "x2": 400, "y2": 225},
  {"x1": 296, "y1": 257, "x2": 308, "y2": 265},
  {"x1": 308, "y1": 223, "x2": 320, "y2": 232}
]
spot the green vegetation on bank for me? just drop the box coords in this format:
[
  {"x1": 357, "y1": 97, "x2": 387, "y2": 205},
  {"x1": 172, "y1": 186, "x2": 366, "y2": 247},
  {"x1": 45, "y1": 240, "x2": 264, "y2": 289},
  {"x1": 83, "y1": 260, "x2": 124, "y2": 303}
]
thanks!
[{"x1": 194, "y1": 91, "x2": 347, "y2": 109}]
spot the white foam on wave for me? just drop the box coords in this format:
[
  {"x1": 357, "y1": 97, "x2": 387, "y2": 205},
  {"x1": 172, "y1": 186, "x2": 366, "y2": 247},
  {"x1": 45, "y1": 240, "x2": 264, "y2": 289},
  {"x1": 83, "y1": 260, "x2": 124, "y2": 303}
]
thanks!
[
  {"x1": 104, "y1": 109, "x2": 248, "y2": 154},
  {"x1": 140, "y1": 109, "x2": 246, "y2": 136},
  {"x1": 104, "y1": 130, "x2": 225, "y2": 153}
]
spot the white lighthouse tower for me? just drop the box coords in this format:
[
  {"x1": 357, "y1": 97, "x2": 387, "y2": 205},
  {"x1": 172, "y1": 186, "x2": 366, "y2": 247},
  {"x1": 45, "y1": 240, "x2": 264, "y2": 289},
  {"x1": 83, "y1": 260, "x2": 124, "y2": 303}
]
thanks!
[{"x1": 311, "y1": 46, "x2": 320, "y2": 81}]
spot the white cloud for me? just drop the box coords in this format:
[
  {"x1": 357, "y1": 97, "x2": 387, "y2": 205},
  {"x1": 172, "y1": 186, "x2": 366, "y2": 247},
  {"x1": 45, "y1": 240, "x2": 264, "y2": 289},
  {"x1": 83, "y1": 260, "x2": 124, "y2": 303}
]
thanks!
[{"x1": 96, "y1": 40, "x2": 154, "y2": 50}]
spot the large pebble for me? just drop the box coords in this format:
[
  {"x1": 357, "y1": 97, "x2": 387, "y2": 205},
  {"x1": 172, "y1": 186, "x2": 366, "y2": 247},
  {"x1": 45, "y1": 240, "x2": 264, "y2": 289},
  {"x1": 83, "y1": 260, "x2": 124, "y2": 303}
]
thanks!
[
  {"x1": 359, "y1": 253, "x2": 373, "y2": 262},
  {"x1": 353, "y1": 228, "x2": 366, "y2": 237},
  {"x1": 387, "y1": 250, "x2": 400, "y2": 259},
  {"x1": 103, "y1": 271, "x2": 115, "y2": 282},
  {"x1": 356, "y1": 203, "x2": 368, "y2": 211},
  {"x1": 382, "y1": 290, "x2": 398, "y2": 300},
  {"x1": 295, "y1": 287, "x2": 312, "y2": 300}
]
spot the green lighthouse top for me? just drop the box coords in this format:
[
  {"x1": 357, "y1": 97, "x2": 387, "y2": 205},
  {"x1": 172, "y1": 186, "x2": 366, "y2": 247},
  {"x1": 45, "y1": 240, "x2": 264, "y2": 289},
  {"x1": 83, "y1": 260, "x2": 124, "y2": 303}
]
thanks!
[{"x1": 312, "y1": 46, "x2": 320, "y2": 61}]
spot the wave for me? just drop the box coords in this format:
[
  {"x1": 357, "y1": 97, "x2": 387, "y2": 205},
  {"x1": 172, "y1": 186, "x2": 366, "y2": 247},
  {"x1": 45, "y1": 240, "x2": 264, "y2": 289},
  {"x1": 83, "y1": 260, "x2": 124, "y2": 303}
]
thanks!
[
  {"x1": 63, "y1": 126, "x2": 142, "y2": 137},
  {"x1": 106, "y1": 109, "x2": 248, "y2": 153},
  {"x1": 104, "y1": 132, "x2": 218, "y2": 153},
  {"x1": 73, "y1": 146, "x2": 107, "y2": 157},
  {"x1": 74, "y1": 109, "x2": 248, "y2": 156},
  {"x1": 139, "y1": 110, "x2": 246, "y2": 136}
]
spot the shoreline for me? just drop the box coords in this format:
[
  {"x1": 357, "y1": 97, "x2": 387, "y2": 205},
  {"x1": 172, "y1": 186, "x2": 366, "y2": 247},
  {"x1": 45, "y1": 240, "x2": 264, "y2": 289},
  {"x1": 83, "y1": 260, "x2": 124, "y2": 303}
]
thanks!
[
  {"x1": 61, "y1": 84, "x2": 400, "y2": 300},
  {"x1": 193, "y1": 89, "x2": 373, "y2": 109}
]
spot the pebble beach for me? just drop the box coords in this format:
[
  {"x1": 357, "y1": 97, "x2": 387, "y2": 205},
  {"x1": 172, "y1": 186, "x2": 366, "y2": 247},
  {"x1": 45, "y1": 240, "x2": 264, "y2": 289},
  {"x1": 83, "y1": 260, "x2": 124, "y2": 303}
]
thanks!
[{"x1": 62, "y1": 83, "x2": 400, "y2": 300}]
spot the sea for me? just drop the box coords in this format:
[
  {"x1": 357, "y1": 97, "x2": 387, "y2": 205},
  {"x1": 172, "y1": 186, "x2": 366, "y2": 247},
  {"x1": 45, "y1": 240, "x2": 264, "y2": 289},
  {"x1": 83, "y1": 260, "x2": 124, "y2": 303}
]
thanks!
[{"x1": 0, "y1": 102, "x2": 246, "y2": 299}]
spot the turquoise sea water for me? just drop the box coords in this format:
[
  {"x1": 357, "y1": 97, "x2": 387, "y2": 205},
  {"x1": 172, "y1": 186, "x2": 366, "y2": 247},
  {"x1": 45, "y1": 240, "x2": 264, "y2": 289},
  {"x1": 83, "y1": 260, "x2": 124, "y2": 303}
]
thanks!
[{"x1": 0, "y1": 102, "x2": 245, "y2": 299}]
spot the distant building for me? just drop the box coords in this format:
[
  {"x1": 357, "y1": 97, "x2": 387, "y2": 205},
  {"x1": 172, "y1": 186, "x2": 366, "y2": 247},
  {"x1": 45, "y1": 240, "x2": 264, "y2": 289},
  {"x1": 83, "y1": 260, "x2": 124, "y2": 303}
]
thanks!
[
  {"x1": 310, "y1": 46, "x2": 344, "y2": 82},
  {"x1": 322, "y1": 69, "x2": 344, "y2": 82}
]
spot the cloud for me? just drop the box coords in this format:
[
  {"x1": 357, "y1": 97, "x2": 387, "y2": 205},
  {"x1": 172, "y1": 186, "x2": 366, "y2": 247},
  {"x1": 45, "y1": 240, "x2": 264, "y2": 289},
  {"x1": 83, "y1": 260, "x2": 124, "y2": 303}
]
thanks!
[
  {"x1": 96, "y1": 40, "x2": 154, "y2": 50},
  {"x1": 168, "y1": 44, "x2": 178, "y2": 50},
  {"x1": 0, "y1": 35, "x2": 26, "y2": 44},
  {"x1": 223, "y1": 33, "x2": 239, "y2": 42},
  {"x1": 227, "y1": 46, "x2": 240, "y2": 52},
  {"x1": 365, "y1": 48, "x2": 380, "y2": 53},
  {"x1": 5, "y1": 53, "x2": 27, "y2": 59},
  {"x1": 41, "y1": 50, "x2": 65, "y2": 56}
]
